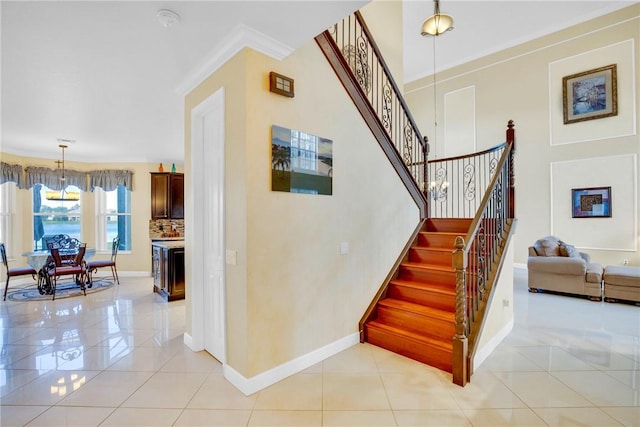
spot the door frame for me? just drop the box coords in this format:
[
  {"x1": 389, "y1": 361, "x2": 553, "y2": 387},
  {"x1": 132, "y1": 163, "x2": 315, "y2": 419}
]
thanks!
[{"x1": 188, "y1": 87, "x2": 226, "y2": 363}]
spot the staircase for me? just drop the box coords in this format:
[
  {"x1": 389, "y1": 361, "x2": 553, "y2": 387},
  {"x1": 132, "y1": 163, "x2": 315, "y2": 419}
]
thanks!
[
  {"x1": 364, "y1": 218, "x2": 470, "y2": 373},
  {"x1": 317, "y1": 10, "x2": 516, "y2": 386}
]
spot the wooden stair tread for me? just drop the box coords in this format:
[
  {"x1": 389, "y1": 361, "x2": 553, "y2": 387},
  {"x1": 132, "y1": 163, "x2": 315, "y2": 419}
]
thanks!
[
  {"x1": 420, "y1": 231, "x2": 464, "y2": 237},
  {"x1": 366, "y1": 320, "x2": 452, "y2": 351},
  {"x1": 390, "y1": 279, "x2": 455, "y2": 295},
  {"x1": 412, "y1": 246, "x2": 453, "y2": 253},
  {"x1": 401, "y1": 262, "x2": 454, "y2": 272},
  {"x1": 378, "y1": 298, "x2": 455, "y2": 319}
]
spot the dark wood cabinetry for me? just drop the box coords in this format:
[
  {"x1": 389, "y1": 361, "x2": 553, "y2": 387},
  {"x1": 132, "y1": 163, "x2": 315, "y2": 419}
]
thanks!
[
  {"x1": 150, "y1": 173, "x2": 184, "y2": 219},
  {"x1": 152, "y1": 243, "x2": 185, "y2": 301}
]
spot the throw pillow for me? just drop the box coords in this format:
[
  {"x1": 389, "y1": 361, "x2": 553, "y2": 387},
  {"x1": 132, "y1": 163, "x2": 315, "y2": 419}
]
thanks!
[
  {"x1": 535, "y1": 236, "x2": 560, "y2": 256},
  {"x1": 559, "y1": 241, "x2": 581, "y2": 258}
]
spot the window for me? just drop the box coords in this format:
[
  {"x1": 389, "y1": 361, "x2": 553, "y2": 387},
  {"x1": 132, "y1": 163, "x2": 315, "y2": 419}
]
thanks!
[
  {"x1": 32, "y1": 184, "x2": 82, "y2": 250},
  {"x1": 290, "y1": 130, "x2": 319, "y2": 172},
  {"x1": 0, "y1": 182, "x2": 16, "y2": 254},
  {"x1": 95, "y1": 186, "x2": 131, "y2": 251}
]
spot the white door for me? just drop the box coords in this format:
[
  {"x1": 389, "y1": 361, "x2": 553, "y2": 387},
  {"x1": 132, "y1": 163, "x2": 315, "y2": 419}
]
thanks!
[{"x1": 191, "y1": 88, "x2": 226, "y2": 362}]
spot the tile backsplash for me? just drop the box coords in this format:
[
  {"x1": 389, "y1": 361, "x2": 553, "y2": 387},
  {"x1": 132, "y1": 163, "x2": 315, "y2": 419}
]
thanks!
[{"x1": 149, "y1": 219, "x2": 184, "y2": 238}]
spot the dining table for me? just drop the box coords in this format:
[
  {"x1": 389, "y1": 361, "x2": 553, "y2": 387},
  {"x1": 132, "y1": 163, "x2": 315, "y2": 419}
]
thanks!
[{"x1": 22, "y1": 248, "x2": 96, "y2": 295}]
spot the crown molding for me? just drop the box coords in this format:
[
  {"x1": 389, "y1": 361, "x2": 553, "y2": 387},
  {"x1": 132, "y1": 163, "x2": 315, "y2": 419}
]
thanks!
[{"x1": 176, "y1": 23, "x2": 294, "y2": 96}]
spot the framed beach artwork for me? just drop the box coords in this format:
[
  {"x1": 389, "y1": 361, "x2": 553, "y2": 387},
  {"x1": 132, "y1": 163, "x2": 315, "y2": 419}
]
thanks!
[
  {"x1": 571, "y1": 186, "x2": 611, "y2": 218},
  {"x1": 271, "y1": 125, "x2": 333, "y2": 195},
  {"x1": 563, "y1": 64, "x2": 617, "y2": 124}
]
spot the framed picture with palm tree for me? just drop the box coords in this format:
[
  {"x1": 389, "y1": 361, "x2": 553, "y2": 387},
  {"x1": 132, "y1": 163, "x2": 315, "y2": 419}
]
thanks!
[{"x1": 271, "y1": 125, "x2": 333, "y2": 195}]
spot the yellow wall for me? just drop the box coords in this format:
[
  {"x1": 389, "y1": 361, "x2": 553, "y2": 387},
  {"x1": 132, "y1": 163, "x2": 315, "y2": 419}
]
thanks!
[
  {"x1": 405, "y1": 4, "x2": 640, "y2": 267},
  {"x1": 1, "y1": 151, "x2": 175, "y2": 273},
  {"x1": 184, "y1": 0, "x2": 418, "y2": 379}
]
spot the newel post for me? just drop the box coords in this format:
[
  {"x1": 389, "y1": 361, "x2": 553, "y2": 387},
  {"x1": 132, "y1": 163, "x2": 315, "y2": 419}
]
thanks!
[
  {"x1": 452, "y1": 236, "x2": 468, "y2": 386},
  {"x1": 506, "y1": 120, "x2": 516, "y2": 219},
  {"x1": 423, "y1": 135, "x2": 430, "y2": 218}
]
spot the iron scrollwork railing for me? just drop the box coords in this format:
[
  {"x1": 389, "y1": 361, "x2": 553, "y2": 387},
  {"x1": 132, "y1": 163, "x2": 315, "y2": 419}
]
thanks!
[
  {"x1": 427, "y1": 144, "x2": 507, "y2": 218},
  {"x1": 322, "y1": 12, "x2": 427, "y2": 215},
  {"x1": 452, "y1": 120, "x2": 516, "y2": 386}
]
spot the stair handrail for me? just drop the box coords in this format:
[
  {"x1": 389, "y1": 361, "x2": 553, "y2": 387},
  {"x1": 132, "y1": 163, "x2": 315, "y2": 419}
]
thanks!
[
  {"x1": 452, "y1": 120, "x2": 516, "y2": 386},
  {"x1": 349, "y1": 11, "x2": 425, "y2": 151},
  {"x1": 316, "y1": 11, "x2": 428, "y2": 218}
]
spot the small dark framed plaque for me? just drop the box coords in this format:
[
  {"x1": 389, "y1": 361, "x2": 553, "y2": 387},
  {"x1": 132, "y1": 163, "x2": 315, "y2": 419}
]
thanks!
[{"x1": 269, "y1": 72, "x2": 294, "y2": 98}]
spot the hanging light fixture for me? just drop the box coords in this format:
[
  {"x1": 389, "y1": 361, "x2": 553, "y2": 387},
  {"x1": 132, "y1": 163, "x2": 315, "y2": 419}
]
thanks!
[
  {"x1": 421, "y1": 0, "x2": 454, "y2": 162},
  {"x1": 421, "y1": 0, "x2": 454, "y2": 36},
  {"x1": 46, "y1": 142, "x2": 80, "y2": 201},
  {"x1": 56, "y1": 143, "x2": 67, "y2": 182}
]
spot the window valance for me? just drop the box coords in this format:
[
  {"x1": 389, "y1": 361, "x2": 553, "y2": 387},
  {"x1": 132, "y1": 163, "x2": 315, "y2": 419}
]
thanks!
[
  {"x1": 25, "y1": 167, "x2": 88, "y2": 191},
  {"x1": 89, "y1": 169, "x2": 133, "y2": 191},
  {"x1": 0, "y1": 162, "x2": 25, "y2": 188}
]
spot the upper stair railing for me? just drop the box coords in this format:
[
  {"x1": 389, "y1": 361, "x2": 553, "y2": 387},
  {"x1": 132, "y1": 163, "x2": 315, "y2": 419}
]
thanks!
[
  {"x1": 452, "y1": 121, "x2": 516, "y2": 386},
  {"x1": 315, "y1": 11, "x2": 428, "y2": 218},
  {"x1": 427, "y1": 144, "x2": 507, "y2": 218}
]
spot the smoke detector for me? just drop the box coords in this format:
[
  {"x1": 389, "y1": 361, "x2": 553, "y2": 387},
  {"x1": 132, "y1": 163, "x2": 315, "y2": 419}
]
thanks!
[{"x1": 157, "y1": 9, "x2": 180, "y2": 28}]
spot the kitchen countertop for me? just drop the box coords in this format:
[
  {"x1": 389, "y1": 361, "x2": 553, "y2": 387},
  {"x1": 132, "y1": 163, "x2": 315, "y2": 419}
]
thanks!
[
  {"x1": 151, "y1": 240, "x2": 185, "y2": 249},
  {"x1": 150, "y1": 237, "x2": 184, "y2": 242}
]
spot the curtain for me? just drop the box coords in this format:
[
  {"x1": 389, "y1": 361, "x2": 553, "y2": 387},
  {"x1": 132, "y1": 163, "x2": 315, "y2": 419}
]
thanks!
[
  {"x1": 0, "y1": 162, "x2": 25, "y2": 188},
  {"x1": 89, "y1": 169, "x2": 133, "y2": 191},
  {"x1": 25, "y1": 167, "x2": 88, "y2": 191}
]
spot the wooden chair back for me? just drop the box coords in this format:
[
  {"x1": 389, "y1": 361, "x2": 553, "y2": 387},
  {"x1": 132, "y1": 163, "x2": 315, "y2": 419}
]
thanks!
[
  {"x1": 49, "y1": 247, "x2": 64, "y2": 267},
  {"x1": 110, "y1": 236, "x2": 120, "y2": 262},
  {"x1": 73, "y1": 243, "x2": 87, "y2": 266},
  {"x1": 0, "y1": 243, "x2": 8, "y2": 270}
]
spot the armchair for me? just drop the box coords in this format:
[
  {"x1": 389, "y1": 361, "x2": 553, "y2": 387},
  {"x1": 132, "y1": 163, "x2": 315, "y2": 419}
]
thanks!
[{"x1": 527, "y1": 236, "x2": 603, "y2": 300}]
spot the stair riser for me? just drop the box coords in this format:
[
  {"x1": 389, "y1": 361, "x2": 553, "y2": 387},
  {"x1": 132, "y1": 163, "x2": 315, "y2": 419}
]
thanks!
[
  {"x1": 398, "y1": 265, "x2": 455, "y2": 286},
  {"x1": 388, "y1": 283, "x2": 455, "y2": 311},
  {"x1": 377, "y1": 306, "x2": 455, "y2": 341},
  {"x1": 409, "y1": 248, "x2": 452, "y2": 266},
  {"x1": 366, "y1": 326, "x2": 452, "y2": 372},
  {"x1": 418, "y1": 233, "x2": 458, "y2": 248},
  {"x1": 426, "y1": 218, "x2": 472, "y2": 234}
]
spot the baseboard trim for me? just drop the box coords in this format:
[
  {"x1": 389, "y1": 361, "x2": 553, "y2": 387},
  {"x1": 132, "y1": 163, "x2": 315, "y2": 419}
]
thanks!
[
  {"x1": 183, "y1": 333, "x2": 201, "y2": 352},
  {"x1": 473, "y1": 318, "x2": 514, "y2": 369},
  {"x1": 223, "y1": 332, "x2": 360, "y2": 396},
  {"x1": 4, "y1": 270, "x2": 151, "y2": 287},
  {"x1": 105, "y1": 271, "x2": 150, "y2": 278},
  {"x1": 514, "y1": 263, "x2": 527, "y2": 271}
]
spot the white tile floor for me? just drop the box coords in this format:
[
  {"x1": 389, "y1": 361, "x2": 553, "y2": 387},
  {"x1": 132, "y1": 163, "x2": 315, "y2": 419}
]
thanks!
[{"x1": 1, "y1": 268, "x2": 638, "y2": 426}]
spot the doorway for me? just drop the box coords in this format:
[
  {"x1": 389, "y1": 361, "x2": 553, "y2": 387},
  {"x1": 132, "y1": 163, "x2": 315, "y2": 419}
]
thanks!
[{"x1": 190, "y1": 87, "x2": 226, "y2": 363}]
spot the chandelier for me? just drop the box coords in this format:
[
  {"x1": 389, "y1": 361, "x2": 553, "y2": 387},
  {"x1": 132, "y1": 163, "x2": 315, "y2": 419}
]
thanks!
[{"x1": 46, "y1": 143, "x2": 80, "y2": 201}]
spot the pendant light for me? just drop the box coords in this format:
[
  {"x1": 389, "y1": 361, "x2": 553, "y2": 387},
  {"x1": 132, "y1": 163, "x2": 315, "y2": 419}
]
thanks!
[
  {"x1": 46, "y1": 143, "x2": 79, "y2": 201},
  {"x1": 421, "y1": 0, "x2": 454, "y2": 160},
  {"x1": 421, "y1": 0, "x2": 454, "y2": 36}
]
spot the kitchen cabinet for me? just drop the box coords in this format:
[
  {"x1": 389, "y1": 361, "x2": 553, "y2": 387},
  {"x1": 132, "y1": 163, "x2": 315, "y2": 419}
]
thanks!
[
  {"x1": 150, "y1": 173, "x2": 184, "y2": 219},
  {"x1": 152, "y1": 242, "x2": 185, "y2": 301}
]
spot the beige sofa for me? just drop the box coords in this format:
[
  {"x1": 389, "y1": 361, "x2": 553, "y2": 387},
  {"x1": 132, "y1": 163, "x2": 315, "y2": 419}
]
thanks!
[{"x1": 527, "y1": 236, "x2": 603, "y2": 300}]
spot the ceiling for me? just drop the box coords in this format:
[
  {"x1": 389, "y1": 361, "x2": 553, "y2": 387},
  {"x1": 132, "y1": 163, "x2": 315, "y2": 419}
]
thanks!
[
  {"x1": 403, "y1": 0, "x2": 637, "y2": 83},
  {"x1": 2, "y1": 1, "x2": 637, "y2": 165}
]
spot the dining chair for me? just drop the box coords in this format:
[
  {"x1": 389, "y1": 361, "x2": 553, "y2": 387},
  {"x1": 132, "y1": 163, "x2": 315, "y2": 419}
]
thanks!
[
  {"x1": 87, "y1": 236, "x2": 120, "y2": 285},
  {"x1": 47, "y1": 243, "x2": 87, "y2": 300},
  {"x1": 47, "y1": 237, "x2": 82, "y2": 265},
  {"x1": 1, "y1": 243, "x2": 38, "y2": 301}
]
